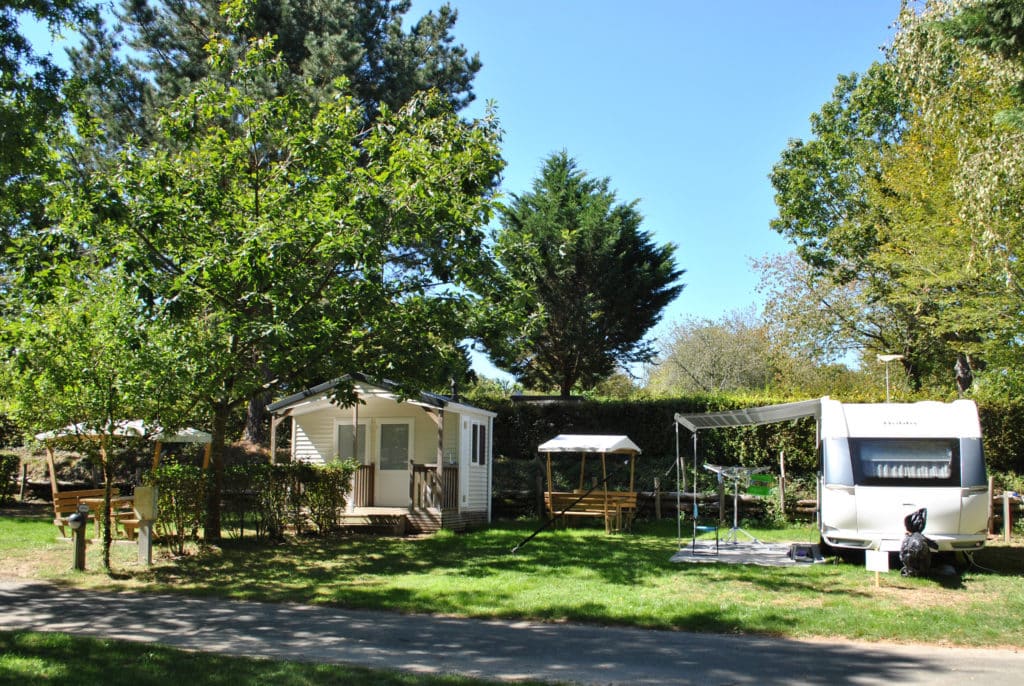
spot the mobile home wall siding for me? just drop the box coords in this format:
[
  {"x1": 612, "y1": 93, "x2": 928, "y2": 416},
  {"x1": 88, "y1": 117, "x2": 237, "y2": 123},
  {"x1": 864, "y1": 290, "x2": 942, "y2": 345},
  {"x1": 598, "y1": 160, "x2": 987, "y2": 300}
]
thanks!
[{"x1": 293, "y1": 411, "x2": 335, "y2": 464}]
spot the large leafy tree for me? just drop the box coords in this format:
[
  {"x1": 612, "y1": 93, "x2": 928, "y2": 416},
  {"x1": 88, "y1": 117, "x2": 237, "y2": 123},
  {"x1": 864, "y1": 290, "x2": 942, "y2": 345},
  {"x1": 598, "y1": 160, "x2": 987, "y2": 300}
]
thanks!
[
  {"x1": 767, "y1": 62, "x2": 953, "y2": 389},
  {"x1": 770, "y1": 0, "x2": 1024, "y2": 394},
  {"x1": 2, "y1": 268, "x2": 190, "y2": 569},
  {"x1": 68, "y1": 0, "x2": 484, "y2": 442},
  {"x1": 56, "y1": 29, "x2": 502, "y2": 540},
  {"x1": 71, "y1": 0, "x2": 480, "y2": 149},
  {"x1": 482, "y1": 152, "x2": 683, "y2": 397},
  {"x1": 1, "y1": 1, "x2": 96, "y2": 293},
  {"x1": 646, "y1": 308, "x2": 775, "y2": 395}
]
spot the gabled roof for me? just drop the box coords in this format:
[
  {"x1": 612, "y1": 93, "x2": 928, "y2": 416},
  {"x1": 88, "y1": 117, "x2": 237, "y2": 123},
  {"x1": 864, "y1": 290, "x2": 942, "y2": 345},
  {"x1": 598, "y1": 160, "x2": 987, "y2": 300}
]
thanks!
[
  {"x1": 266, "y1": 373, "x2": 494, "y2": 417},
  {"x1": 674, "y1": 398, "x2": 822, "y2": 432},
  {"x1": 538, "y1": 434, "x2": 641, "y2": 455}
]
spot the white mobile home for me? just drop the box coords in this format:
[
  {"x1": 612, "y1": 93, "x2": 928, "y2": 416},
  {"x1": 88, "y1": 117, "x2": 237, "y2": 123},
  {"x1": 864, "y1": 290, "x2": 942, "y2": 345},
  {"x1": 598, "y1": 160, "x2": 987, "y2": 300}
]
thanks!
[
  {"x1": 268, "y1": 375, "x2": 495, "y2": 533},
  {"x1": 675, "y1": 397, "x2": 989, "y2": 554}
]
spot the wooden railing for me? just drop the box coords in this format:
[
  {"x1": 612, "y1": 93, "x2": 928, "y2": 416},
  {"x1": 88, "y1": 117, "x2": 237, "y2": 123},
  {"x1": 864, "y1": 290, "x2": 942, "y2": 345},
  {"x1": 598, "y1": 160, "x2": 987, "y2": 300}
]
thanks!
[
  {"x1": 351, "y1": 464, "x2": 374, "y2": 508},
  {"x1": 411, "y1": 464, "x2": 459, "y2": 511}
]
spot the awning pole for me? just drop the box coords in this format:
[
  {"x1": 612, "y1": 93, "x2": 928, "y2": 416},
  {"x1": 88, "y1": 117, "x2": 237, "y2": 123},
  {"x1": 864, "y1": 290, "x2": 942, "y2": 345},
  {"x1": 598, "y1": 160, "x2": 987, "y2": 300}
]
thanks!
[
  {"x1": 675, "y1": 422, "x2": 681, "y2": 547},
  {"x1": 692, "y1": 431, "x2": 699, "y2": 548}
]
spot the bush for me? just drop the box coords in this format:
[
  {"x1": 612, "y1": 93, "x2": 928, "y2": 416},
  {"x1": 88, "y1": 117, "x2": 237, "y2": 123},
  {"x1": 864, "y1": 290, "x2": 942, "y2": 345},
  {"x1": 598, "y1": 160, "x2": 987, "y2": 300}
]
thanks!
[
  {"x1": 305, "y1": 461, "x2": 358, "y2": 534},
  {"x1": 146, "y1": 464, "x2": 207, "y2": 555},
  {"x1": 222, "y1": 460, "x2": 357, "y2": 540},
  {"x1": 487, "y1": 395, "x2": 1024, "y2": 516},
  {"x1": 0, "y1": 453, "x2": 19, "y2": 504}
]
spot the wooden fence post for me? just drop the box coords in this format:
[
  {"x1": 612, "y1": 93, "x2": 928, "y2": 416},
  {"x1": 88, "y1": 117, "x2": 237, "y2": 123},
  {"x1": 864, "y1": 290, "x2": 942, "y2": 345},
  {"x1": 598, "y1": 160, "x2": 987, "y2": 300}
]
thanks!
[
  {"x1": 654, "y1": 477, "x2": 661, "y2": 520},
  {"x1": 1004, "y1": 491, "x2": 1012, "y2": 544},
  {"x1": 779, "y1": 450, "x2": 787, "y2": 515}
]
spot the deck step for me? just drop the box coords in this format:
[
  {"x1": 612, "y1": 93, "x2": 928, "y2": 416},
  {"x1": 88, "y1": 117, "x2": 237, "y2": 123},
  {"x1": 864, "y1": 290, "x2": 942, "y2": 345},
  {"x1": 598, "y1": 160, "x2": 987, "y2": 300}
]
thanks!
[{"x1": 339, "y1": 513, "x2": 407, "y2": 536}]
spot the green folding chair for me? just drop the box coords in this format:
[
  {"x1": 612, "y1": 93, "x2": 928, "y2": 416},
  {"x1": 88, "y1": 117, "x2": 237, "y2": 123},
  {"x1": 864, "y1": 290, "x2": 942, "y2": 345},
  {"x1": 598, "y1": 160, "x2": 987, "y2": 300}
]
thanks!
[{"x1": 691, "y1": 501, "x2": 719, "y2": 554}]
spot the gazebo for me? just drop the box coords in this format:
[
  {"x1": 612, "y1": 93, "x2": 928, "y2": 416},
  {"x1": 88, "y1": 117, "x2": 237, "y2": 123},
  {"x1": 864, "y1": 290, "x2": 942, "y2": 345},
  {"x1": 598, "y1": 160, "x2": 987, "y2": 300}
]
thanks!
[
  {"x1": 36, "y1": 420, "x2": 213, "y2": 495},
  {"x1": 538, "y1": 434, "x2": 641, "y2": 533}
]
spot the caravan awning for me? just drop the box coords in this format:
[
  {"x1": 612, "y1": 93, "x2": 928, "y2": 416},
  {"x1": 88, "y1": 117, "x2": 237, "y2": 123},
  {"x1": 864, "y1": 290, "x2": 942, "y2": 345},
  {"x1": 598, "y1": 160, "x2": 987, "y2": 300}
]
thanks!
[
  {"x1": 674, "y1": 398, "x2": 822, "y2": 432},
  {"x1": 538, "y1": 434, "x2": 641, "y2": 455}
]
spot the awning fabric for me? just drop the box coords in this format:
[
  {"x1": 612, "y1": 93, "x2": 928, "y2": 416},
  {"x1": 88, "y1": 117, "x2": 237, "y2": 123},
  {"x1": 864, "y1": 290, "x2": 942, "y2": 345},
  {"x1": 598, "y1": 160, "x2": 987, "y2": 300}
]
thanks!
[
  {"x1": 538, "y1": 434, "x2": 641, "y2": 455},
  {"x1": 674, "y1": 398, "x2": 822, "y2": 432}
]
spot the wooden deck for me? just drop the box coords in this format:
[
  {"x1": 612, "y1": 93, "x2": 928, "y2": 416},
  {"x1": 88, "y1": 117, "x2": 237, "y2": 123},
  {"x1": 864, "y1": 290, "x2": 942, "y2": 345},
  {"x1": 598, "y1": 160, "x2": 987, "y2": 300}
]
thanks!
[{"x1": 339, "y1": 506, "x2": 485, "y2": 535}]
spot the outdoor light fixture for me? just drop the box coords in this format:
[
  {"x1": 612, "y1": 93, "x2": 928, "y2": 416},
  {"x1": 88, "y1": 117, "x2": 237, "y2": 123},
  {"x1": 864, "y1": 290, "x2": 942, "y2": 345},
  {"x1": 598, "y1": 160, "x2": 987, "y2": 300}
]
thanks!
[{"x1": 877, "y1": 353, "x2": 905, "y2": 402}]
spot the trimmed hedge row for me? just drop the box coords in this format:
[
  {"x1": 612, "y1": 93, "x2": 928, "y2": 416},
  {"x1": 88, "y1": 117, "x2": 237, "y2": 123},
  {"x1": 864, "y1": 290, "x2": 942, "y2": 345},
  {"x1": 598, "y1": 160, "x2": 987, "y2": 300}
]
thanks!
[
  {"x1": 486, "y1": 397, "x2": 1024, "y2": 497},
  {"x1": 146, "y1": 460, "x2": 357, "y2": 550}
]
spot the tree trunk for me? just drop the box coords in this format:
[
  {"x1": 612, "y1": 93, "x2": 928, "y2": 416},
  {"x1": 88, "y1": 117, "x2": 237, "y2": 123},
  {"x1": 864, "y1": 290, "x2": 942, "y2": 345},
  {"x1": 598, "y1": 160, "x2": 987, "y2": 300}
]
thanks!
[
  {"x1": 101, "y1": 435, "x2": 112, "y2": 572},
  {"x1": 204, "y1": 401, "x2": 229, "y2": 544},
  {"x1": 244, "y1": 389, "x2": 271, "y2": 445}
]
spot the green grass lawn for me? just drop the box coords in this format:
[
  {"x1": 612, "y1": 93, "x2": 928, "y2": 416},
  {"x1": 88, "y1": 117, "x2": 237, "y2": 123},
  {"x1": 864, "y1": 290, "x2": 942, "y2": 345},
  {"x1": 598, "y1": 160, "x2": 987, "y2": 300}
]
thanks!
[
  {"x1": 0, "y1": 630, "x2": 549, "y2": 686},
  {"x1": 3, "y1": 511, "x2": 1024, "y2": 647}
]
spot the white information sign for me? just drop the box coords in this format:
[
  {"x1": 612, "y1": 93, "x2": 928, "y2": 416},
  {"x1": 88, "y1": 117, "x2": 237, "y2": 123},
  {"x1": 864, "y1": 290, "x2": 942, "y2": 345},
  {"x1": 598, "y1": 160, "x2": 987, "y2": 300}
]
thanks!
[{"x1": 865, "y1": 549, "x2": 890, "y2": 573}]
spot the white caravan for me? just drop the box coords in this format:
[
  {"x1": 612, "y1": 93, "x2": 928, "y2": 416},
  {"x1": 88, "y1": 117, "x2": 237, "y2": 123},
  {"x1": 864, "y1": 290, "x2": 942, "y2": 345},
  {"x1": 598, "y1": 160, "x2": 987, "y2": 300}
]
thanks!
[
  {"x1": 818, "y1": 397, "x2": 988, "y2": 553},
  {"x1": 675, "y1": 397, "x2": 989, "y2": 553}
]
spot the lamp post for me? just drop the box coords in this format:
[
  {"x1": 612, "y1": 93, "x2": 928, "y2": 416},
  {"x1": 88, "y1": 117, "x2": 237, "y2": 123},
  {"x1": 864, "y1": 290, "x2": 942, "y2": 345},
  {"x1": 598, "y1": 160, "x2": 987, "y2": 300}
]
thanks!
[{"x1": 877, "y1": 353, "x2": 905, "y2": 402}]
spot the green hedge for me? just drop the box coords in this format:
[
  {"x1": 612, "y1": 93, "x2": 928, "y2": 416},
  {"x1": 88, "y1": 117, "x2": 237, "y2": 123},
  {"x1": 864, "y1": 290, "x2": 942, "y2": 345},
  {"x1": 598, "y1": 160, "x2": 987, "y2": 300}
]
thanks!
[
  {"x1": 486, "y1": 396, "x2": 1024, "y2": 497},
  {"x1": 222, "y1": 460, "x2": 358, "y2": 541}
]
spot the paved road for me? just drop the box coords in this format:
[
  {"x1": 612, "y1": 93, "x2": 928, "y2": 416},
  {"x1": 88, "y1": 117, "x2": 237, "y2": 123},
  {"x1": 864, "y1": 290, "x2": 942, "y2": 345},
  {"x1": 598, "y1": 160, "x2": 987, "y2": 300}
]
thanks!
[{"x1": 1, "y1": 579, "x2": 1022, "y2": 685}]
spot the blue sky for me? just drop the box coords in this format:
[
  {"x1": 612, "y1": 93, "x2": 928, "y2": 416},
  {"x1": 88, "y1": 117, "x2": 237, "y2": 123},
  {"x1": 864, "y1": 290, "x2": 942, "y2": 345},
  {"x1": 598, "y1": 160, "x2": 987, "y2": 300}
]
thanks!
[{"x1": 409, "y1": 1, "x2": 902, "y2": 379}]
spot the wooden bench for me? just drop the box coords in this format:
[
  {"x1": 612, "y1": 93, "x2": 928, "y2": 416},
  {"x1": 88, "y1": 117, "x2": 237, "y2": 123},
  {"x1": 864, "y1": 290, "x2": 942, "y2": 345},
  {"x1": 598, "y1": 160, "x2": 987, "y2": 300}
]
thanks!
[
  {"x1": 52, "y1": 489, "x2": 115, "y2": 536},
  {"x1": 545, "y1": 491, "x2": 638, "y2": 532},
  {"x1": 52, "y1": 488, "x2": 118, "y2": 537}
]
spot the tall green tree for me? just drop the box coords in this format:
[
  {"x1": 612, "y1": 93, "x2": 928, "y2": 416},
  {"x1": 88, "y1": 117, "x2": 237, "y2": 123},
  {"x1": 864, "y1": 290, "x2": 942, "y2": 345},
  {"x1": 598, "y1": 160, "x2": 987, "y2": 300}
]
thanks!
[
  {"x1": 67, "y1": 0, "x2": 484, "y2": 442},
  {"x1": 71, "y1": 0, "x2": 480, "y2": 149},
  {"x1": 646, "y1": 308, "x2": 775, "y2": 395},
  {"x1": 769, "y1": 56, "x2": 979, "y2": 389},
  {"x1": 482, "y1": 152, "x2": 684, "y2": 397},
  {"x1": 770, "y1": 0, "x2": 1024, "y2": 393},
  {"x1": 1, "y1": 1, "x2": 95, "y2": 287},
  {"x1": 2, "y1": 268, "x2": 190, "y2": 569},
  {"x1": 56, "y1": 31, "x2": 502, "y2": 541}
]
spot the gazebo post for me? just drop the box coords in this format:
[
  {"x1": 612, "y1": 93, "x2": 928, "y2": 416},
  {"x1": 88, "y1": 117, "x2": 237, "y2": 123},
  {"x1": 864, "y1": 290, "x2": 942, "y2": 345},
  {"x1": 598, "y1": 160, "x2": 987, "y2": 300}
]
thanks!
[
  {"x1": 601, "y1": 453, "x2": 609, "y2": 533},
  {"x1": 152, "y1": 441, "x2": 163, "y2": 471},
  {"x1": 202, "y1": 443, "x2": 212, "y2": 470},
  {"x1": 545, "y1": 452, "x2": 554, "y2": 524},
  {"x1": 692, "y1": 431, "x2": 699, "y2": 545},
  {"x1": 579, "y1": 454, "x2": 586, "y2": 491},
  {"x1": 45, "y1": 445, "x2": 59, "y2": 499}
]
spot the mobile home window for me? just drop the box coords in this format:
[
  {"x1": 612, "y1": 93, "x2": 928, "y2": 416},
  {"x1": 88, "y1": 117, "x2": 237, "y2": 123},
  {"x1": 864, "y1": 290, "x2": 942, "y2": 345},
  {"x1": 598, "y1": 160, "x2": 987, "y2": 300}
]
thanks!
[
  {"x1": 472, "y1": 424, "x2": 487, "y2": 465},
  {"x1": 336, "y1": 424, "x2": 367, "y2": 462},
  {"x1": 379, "y1": 422, "x2": 411, "y2": 470},
  {"x1": 850, "y1": 438, "x2": 959, "y2": 486}
]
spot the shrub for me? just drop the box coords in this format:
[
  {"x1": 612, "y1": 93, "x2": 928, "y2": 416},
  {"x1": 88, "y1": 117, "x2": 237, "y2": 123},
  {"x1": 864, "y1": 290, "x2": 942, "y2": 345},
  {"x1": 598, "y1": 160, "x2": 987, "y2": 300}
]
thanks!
[
  {"x1": 146, "y1": 464, "x2": 207, "y2": 555},
  {"x1": 305, "y1": 461, "x2": 358, "y2": 534},
  {"x1": 222, "y1": 461, "x2": 357, "y2": 540},
  {"x1": 0, "y1": 453, "x2": 19, "y2": 504}
]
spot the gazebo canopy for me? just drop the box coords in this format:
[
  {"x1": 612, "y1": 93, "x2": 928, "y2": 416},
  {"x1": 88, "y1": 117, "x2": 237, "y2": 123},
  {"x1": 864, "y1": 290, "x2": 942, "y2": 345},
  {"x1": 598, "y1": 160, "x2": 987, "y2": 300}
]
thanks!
[
  {"x1": 538, "y1": 434, "x2": 641, "y2": 455},
  {"x1": 35, "y1": 420, "x2": 211, "y2": 444}
]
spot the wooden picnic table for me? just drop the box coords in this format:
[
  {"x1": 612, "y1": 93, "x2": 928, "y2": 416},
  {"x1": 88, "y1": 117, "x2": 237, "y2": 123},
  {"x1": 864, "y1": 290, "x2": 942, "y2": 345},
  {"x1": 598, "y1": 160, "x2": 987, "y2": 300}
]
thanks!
[{"x1": 80, "y1": 496, "x2": 135, "y2": 538}]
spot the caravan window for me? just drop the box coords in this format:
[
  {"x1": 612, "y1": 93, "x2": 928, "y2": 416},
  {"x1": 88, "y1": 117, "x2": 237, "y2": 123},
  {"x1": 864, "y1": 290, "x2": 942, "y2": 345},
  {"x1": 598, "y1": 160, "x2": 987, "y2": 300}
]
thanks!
[{"x1": 850, "y1": 438, "x2": 960, "y2": 486}]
